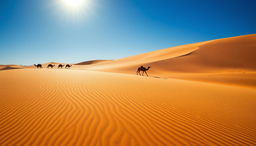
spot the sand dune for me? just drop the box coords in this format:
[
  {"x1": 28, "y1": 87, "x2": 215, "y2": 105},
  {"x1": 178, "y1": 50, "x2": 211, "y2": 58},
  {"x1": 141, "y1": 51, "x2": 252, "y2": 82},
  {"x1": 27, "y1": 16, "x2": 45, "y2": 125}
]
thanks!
[
  {"x1": 0, "y1": 69, "x2": 256, "y2": 145},
  {"x1": 0, "y1": 65, "x2": 23, "y2": 71},
  {"x1": 1, "y1": 34, "x2": 255, "y2": 144},
  {"x1": 76, "y1": 34, "x2": 256, "y2": 87},
  {"x1": 148, "y1": 34, "x2": 256, "y2": 72},
  {"x1": 76, "y1": 60, "x2": 112, "y2": 65},
  {"x1": 164, "y1": 72, "x2": 256, "y2": 87},
  {"x1": 86, "y1": 34, "x2": 256, "y2": 73}
]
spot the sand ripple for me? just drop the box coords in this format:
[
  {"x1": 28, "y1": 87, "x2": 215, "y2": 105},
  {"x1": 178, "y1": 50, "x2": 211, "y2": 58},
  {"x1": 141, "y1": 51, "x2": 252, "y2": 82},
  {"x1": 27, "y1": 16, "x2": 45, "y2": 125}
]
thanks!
[{"x1": 0, "y1": 70, "x2": 256, "y2": 145}]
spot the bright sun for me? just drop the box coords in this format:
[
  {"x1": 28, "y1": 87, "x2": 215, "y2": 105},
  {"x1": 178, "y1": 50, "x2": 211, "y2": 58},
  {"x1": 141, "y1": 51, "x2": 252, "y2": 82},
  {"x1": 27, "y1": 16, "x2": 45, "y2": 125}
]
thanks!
[
  {"x1": 61, "y1": 0, "x2": 86, "y2": 11},
  {"x1": 55, "y1": 0, "x2": 92, "y2": 19}
]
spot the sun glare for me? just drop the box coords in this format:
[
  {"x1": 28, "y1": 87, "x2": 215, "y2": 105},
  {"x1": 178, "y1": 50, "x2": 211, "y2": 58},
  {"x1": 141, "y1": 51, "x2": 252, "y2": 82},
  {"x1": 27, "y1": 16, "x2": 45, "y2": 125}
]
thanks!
[
  {"x1": 61, "y1": 0, "x2": 87, "y2": 11},
  {"x1": 52, "y1": 0, "x2": 93, "y2": 22}
]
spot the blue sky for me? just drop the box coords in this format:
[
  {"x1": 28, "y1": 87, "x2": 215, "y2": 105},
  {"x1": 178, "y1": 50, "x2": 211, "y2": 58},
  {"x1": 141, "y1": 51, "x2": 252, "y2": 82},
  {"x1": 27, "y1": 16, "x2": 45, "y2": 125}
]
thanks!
[{"x1": 0, "y1": 0, "x2": 255, "y2": 65}]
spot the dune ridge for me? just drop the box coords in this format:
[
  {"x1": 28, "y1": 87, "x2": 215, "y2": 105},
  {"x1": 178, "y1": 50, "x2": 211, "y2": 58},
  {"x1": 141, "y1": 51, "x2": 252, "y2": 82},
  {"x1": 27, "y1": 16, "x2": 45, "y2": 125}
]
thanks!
[
  {"x1": 74, "y1": 34, "x2": 256, "y2": 87},
  {"x1": 75, "y1": 60, "x2": 112, "y2": 65},
  {"x1": 86, "y1": 34, "x2": 256, "y2": 73},
  {"x1": 0, "y1": 69, "x2": 256, "y2": 145},
  {"x1": 0, "y1": 65, "x2": 23, "y2": 71},
  {"x1": 3, "y1": 34, "x2": 255, "y2": 86}
]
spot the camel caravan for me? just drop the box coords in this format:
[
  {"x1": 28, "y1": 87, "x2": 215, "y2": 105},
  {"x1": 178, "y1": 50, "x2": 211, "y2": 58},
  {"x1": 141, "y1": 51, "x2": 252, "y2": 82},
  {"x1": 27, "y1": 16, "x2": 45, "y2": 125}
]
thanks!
[
  {"x1": 34, "y1": 64, "x2": 72, "y2": 69},
  {"x1": 34, "y1": 63, "x2": 151, "y2": 76}
]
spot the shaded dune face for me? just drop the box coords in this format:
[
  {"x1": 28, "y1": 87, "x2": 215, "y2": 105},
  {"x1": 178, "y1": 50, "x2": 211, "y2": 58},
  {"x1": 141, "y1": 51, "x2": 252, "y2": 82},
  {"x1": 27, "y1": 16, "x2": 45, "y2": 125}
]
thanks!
[
  {"x1": 86, "y1": 42, "x2": 205, "y2": 72},
  {"x1": 194, "y1": 35, "x2": 256, "y2": 69},
  {"x1": 0, "y1": 70, "x2": 256, "y2": 145},
  {"x1": 88, "y1": 34, "x2": 256, "y2": 73},
  {"x1": 152, "y1": 34, "x2": 256, "y2": 72},
  {"x1": 0, "y1": 65, "x2": 23, "y2": 71},
  {"x1": 75, "y1": 60, "x2": 112, "y2": 65}
]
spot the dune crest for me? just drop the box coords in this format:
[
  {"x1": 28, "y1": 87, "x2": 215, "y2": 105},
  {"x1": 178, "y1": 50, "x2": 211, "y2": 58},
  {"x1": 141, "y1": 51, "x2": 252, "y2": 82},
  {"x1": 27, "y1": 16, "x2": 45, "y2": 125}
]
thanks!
[
  {"x1": 75, "y1": 60, "x2": 112, "y2": 65},
  {"x1": 0, "y1": 65, "x2": 23, "y2": 71},
  {"x1": 72, "y1": 34, "x2": 256, "y2": 87},
  {"x1": 86, "y1": 34, "x2": 256, "y2": 73}
]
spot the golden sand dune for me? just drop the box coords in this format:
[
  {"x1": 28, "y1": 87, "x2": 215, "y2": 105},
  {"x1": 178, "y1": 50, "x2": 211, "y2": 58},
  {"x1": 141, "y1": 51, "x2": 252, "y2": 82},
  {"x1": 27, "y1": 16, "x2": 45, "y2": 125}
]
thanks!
[
  {"x1": 149, "y1": 34, "x2": 256, "y2": 72},
  {"x1": 0, "y1": 69, "x2": 256, "y2": 145},
  {"x1": 0, "y1": 65, "x2": 23, "y2": 71},
  {"x1": 166, "y1": 72, "x2": 256, "y2": 87},
  {"x1": 87, "y1": 34, "x2": 256, "y2": 73},
  {"x1": 79, "y1": 34, "x2": 256, "y2": 87},
  {"x1": 76, "y1": 60, "x2": 112, "y2": 65}
]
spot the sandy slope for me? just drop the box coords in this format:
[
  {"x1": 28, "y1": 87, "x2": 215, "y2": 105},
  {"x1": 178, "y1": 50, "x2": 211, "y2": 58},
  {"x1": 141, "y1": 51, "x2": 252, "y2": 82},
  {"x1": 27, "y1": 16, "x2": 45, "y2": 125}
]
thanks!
[
  {"x1": 15, "y1": 34, "x2": 256, "y2": 87},
  {"x1": 87, "y1": 34, "x2": 256, "y2": 73},
  {"x1": 0, "y1": 65, "x2": 23, "y2": 71},
  {"x1": 75, "y1": 60, "x2": 112, "y2": 65},
  {"x1": 79, "y1": 34, "x2": 256, "y2": 87},
  {"x1": 164, "y1": 72, "x2": 256, "y2": 87},
  {"x1": 0, "y1": 69, "x2": 256, "y2": 145}
]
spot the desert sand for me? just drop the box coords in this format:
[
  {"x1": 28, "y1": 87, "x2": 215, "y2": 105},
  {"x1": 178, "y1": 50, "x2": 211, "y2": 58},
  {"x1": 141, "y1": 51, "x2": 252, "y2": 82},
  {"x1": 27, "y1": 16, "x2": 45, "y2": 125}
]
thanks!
[
  {"x1": 0, "y1": 65, "x2": 23, "y2": 71},
  {"x1": 1, "y1": 34, "x2": 256, "y2": 145},
  {"x1": 86, "y1": 34, "x2": 256, "y2": 72},
  {"x1": 76, "y1": 60, "x2": 112, "y2": 65},
  {"x1": 0, "y1": 69, "x2": 256, "y2": 145},
  {"x1": 83, "y1": 34, "x2": 256, "y2": 87}
]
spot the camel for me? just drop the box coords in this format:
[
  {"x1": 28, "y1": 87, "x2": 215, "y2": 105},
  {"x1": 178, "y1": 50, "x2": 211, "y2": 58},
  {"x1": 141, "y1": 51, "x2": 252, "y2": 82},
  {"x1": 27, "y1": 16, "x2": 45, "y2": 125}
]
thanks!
[
  {"x1": 47, "y1": 64, "x2": 55, "y2": 68},
  {"x1": 58, "y1": 64, "x2": 64, "y2": 68},
  {"x1": 65, "y1": 64, "x2": 72, "y2": 69},
  {"x1": 137, "y1": 66, "x2": 151, "y2": 76},
  {"x1": 34, "y1": 64, "x2": 42, "y2": 68}
]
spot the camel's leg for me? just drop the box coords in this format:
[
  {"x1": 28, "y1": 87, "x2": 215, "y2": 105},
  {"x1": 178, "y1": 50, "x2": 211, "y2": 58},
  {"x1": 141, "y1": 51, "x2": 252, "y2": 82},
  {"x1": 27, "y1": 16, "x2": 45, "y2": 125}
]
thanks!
[
  {"x1": 145, "y1": 71, "x2": 148, "y2": 77},
  {"x1": 137, "y1": 71, "x2": 140, "y2": 75},
  {"x1": 142, "y1": 71, "x2": 145, "y2": 76}
]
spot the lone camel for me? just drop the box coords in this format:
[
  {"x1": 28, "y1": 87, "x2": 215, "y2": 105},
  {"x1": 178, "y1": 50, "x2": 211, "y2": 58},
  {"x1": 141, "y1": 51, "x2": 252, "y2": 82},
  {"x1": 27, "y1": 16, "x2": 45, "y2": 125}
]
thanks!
[
  {"x1": 47, "y1": 64, "x2": 55, "y2": 68},
  {"x1": 34, "y1": 64, "x2": 42, "y2": 68},
  {"x1": 137, "y1": 66, "x2": 151, "y2": 76}
]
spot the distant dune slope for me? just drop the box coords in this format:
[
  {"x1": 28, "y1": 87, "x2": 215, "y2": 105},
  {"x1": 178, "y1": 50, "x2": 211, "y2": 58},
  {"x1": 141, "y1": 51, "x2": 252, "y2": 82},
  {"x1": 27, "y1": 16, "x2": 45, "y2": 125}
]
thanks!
[
  {"x1": 87, "y1": 34, "x2": 256, "y2": 73},
  {"x1": 0, "y1": 69, "x2": 256, "y2": 145},
  {"x1": 0, "y1": 65, "x2": 23, "y2": 71},
  {"x1": 75, "y1": 60, "x2": 112, "y2": 65},
  {"x1": 150, "y1": 34, "x2": 256, "y2": 72}
]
